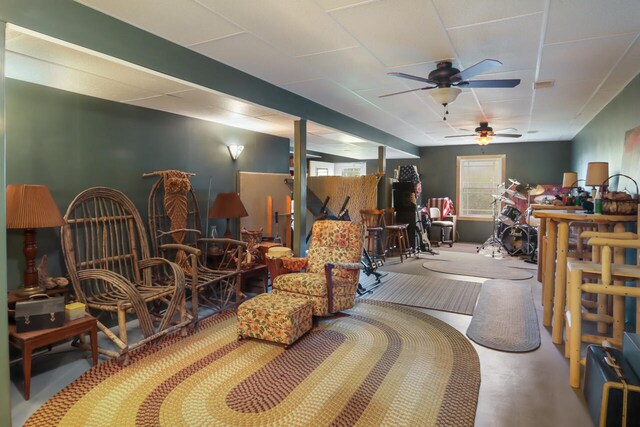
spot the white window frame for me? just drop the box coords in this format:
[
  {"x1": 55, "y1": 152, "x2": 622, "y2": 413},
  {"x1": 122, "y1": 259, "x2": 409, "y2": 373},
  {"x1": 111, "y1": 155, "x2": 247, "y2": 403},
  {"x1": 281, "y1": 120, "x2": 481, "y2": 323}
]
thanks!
[{"x1": 456, "y1": 154, "x2": 506, "y2": 221}]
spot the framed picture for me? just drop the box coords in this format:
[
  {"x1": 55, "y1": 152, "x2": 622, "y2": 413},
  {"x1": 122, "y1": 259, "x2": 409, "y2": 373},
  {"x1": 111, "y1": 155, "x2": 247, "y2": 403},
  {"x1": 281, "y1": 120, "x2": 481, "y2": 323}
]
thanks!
[{"x1": 620, "y1": 125, "x2": 640, "y2": 190}]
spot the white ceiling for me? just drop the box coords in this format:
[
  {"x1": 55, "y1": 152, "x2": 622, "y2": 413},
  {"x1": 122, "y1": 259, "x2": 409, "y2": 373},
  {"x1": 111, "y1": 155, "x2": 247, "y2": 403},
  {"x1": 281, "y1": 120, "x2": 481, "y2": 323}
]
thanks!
[{"x1": 8, "y1": 0, "x2": 640, "y2": 156}]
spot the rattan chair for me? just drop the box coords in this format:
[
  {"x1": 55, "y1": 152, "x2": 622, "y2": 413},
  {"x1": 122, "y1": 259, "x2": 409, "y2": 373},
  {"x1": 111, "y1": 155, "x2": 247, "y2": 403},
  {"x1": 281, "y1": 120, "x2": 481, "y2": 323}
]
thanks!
[
  {"x1": 61, "y1": 187, "x2": 191, "y2": 361},
  {"x1": 146, "y1": 171, "x2": 245, "y2": 322}
]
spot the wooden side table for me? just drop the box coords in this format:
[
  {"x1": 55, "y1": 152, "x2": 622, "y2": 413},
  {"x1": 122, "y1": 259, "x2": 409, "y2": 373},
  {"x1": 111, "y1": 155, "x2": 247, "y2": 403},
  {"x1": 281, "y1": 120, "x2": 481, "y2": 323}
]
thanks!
[{"x1": 9, "y1": 314, "x2": 98, "y2": 400}]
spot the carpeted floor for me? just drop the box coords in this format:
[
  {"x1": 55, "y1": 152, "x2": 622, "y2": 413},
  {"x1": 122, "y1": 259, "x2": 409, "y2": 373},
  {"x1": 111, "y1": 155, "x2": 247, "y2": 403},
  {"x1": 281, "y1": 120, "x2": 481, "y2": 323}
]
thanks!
[
  {"x1": 422, "y1": 260, "x2": 533, "y2": 280},
  {"x1": 360, "y1": 271, "x2": 482, "y2": 315},
  {"x1": 25, "y1": 301, "x2": 481, "y2": 427},
  {"x1": 466, "y1": 279, "x2": 540, "y2": 352}
]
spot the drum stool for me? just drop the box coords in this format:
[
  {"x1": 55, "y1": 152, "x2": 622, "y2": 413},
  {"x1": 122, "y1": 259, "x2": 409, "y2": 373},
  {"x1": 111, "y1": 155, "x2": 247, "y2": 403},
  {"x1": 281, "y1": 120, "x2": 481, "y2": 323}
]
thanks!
[{"x1": 360, "y1": 209, "x2": 386, "y2": 261}]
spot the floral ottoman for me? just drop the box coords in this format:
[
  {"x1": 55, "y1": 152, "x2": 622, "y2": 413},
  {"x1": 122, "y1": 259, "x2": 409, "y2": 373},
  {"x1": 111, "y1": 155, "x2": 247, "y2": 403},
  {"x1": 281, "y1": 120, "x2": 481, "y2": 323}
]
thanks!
[{"x1": 237, "y1": 293, "x2": 313, "y2": 347}]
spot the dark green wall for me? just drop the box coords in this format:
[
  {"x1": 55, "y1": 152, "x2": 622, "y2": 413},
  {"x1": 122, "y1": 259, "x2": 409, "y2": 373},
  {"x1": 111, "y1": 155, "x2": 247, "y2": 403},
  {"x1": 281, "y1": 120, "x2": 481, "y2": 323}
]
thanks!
[
  {"x1": 420, "y1": 140, "x2": 573, "y2": 243},
  {"x1": 5, "y1": 79, "x2": 290, "y2": 289},
  {"x1": 572, "y1": 72, "x2": 640, "y2": 184}
]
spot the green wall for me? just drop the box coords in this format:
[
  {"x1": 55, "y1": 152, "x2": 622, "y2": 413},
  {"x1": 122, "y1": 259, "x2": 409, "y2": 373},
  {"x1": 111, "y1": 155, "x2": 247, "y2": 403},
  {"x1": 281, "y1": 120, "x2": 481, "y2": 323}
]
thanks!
[
  {"x1": 420, "y1": 140, "x2": 573, "y2": 243},
  {"x1": 572, "y1": 72, "x2": 640, "y2": 185},
  {"x1": 5, "y1": 79, "x2": 290, "y2": 289}
]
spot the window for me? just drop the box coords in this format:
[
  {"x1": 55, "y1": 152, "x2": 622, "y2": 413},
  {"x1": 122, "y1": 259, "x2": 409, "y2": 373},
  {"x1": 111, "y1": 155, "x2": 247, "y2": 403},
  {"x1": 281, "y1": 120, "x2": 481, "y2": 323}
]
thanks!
[
  {"x1": 456, "y1": 155, "x2": 506, "y2": 220},
  {"x1": 316, "y1": 167, "x2": 329, "y2": 176}
]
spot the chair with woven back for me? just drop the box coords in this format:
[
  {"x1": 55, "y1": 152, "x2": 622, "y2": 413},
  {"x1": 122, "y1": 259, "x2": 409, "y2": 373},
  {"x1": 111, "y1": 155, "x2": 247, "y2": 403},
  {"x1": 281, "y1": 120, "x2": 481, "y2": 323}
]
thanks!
[
  {"x1": 270, "y1": 220, "x2": 365, "y2": 316},
  {"x1": 145, "y1": 170, "x2": 246, "y2": 322},
  {"x1": 61, "y1": 187, "x2": 191, "y2": 361}
]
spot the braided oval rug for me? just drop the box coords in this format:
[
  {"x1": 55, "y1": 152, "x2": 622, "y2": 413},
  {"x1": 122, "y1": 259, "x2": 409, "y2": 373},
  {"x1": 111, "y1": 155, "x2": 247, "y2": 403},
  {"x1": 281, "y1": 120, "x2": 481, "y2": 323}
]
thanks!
[{"x1": 25, "y1": 301, "x2": 480, "y2": 427}]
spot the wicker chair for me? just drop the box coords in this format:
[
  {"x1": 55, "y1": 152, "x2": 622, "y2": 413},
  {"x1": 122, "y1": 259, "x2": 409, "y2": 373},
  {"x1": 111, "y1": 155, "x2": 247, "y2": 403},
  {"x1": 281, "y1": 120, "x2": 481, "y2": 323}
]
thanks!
[
  {"x1": 61, "y1": 187, "x2": 191, "y2": 360},
  {"x1": 270, "y1": 220, "x2": 364, "y2": 316},
  {"x1": 146, "y1": 171, "x2": 245, "y2": 322}
]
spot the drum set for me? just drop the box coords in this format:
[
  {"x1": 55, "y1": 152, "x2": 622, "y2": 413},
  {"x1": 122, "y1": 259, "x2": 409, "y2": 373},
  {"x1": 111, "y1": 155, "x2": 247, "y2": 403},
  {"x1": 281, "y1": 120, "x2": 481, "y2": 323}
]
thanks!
[{"x1": 479, "y1": 179, "x2": 543, "y2": 258}]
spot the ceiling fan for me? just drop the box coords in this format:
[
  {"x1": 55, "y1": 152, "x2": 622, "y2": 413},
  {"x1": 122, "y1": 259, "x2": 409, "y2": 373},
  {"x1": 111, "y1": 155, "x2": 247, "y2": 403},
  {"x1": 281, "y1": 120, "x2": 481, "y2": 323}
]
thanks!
[
  {"x1": 380, "y1": 59, "x2": 520, "y2": 119},
  {"x1": 445, "y1": 121, "x2": 522, "y2": 145}
]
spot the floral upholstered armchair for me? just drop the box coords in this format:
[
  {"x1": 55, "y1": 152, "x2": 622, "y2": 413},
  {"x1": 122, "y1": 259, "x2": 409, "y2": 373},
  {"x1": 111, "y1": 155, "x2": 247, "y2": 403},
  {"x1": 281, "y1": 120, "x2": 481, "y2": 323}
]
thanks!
[{"x1": 271, "y1": 220, "x2": 365, "y2": 316}]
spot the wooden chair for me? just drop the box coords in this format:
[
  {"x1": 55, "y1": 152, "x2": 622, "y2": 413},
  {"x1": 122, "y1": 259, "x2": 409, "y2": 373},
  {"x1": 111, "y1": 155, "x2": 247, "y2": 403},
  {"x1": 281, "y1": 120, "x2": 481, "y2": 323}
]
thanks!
[
  {"x1": 61, "y1": 187, "x2": 191, "y2": 361},
  {"x1": 271, "y1": 220, "x2": 364, "y2": 316},
  {"x1": 146, "y1": 171, "x2": 245, "y2": 322},
  {"x1": 360, "y1": 209, "x2": 385, "y2": 261}
]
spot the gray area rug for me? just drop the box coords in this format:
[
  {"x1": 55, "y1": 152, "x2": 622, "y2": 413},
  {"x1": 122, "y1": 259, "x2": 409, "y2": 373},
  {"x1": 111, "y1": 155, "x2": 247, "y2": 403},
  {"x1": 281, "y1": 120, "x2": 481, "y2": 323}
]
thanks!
[
  {"x1": 360, "y1": 271, "x2": 482, "y2": 315},
  {"x1": 422, "y1": 260, "x2": 533, "y2": 280},
  {"x1": 466, "y1": 279, "x2": 541, "y2": 352}
]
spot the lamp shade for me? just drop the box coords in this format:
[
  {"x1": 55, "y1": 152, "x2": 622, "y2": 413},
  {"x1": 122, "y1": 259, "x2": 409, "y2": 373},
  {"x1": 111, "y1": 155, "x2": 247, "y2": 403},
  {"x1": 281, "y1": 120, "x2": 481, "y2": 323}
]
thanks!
[
  {"x1": 208, "y1": 192, "x2": 248, "y2": 219},
  {"x1": 6, "y1": 184, "x2": 64, "y2": 229},
  {"x1": 228, "y1": 145, "x2": 244, "y2": 160},
  {"x1": 585, "y1": 162, "x2": 609, "y2": 187},
  {"x1": 562, "y1": 172, "x2": 578, "y2": 188},
  {"x1": 430, "y1": 87, "x2": 461, "y2": 105}
]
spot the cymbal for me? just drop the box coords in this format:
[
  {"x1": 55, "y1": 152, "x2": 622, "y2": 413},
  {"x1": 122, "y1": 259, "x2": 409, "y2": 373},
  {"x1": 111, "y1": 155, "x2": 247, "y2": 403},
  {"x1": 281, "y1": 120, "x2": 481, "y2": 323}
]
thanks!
[
  {"x1": 491, "y1": 194, "x2": 515, "y2": 205},
  {"x1": 508, "y1": 178, "x2": 520, "y2": 185},
  {"x1": 503, "y1": 198, "x2": 515, "y2": 205},
  {"x1": 529, "y1": 184, "x2": 545, "y2": 196}
]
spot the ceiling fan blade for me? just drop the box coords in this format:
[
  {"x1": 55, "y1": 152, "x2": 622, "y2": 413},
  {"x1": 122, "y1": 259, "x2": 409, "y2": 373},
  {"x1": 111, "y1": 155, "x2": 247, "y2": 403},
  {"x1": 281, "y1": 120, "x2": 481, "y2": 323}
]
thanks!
[
  {"x1": 451, "y1": 59, "x2": 502, "y2": 81},
  {"x1": 379, "y1": 86, "x2": 433, "y2": 98},
  {"x1": 444, "y1": 134, "x2": 476, "y2": 138},
  {"x1": 457, "y1": 79, "x2": 521, "y2": 88},
  {"x1": 387, "y1": 72, "x2": 437, "y2": 85},
  {"x1": 494, "y1": 127, "x2": 518, "y2": 133},
  {"x1": 494, "y1": 133, "x2": 522, "y2": 138}
]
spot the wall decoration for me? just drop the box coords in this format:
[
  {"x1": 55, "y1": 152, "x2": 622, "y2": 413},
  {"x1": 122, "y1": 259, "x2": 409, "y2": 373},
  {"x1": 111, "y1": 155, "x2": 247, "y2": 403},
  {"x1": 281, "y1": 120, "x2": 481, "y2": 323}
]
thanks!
[{"x1": 621, "y1": 125, "x2": 640, "y2": 187}]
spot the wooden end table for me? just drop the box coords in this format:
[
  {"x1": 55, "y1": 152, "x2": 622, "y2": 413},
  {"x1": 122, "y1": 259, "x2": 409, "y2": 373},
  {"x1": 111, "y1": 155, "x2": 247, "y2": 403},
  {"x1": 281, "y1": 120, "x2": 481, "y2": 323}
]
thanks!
[{"x1": 9, "y1": 315, "x2": 98, "y2": 400}]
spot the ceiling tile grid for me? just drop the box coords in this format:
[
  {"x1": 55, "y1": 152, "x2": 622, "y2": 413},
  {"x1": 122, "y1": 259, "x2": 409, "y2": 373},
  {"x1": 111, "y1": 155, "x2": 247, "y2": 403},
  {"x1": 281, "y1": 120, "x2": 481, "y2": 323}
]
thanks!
[{"x1": 43, "y1": 1, "x2": 640, "y2": 152}]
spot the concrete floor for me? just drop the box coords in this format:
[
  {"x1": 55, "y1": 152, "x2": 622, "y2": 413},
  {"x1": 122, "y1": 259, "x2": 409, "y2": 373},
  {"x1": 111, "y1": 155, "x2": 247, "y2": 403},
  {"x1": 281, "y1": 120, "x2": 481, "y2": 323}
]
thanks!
[{"x1": 9, "y1": 245, "x2": 594, "y2": 426}]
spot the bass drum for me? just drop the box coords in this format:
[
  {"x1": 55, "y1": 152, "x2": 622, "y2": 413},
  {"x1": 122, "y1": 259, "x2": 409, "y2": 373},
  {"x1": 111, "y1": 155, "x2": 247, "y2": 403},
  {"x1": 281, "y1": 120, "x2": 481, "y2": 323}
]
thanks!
[{"x1": 501, "y1": 225, "x2": 538, "y2": 256}]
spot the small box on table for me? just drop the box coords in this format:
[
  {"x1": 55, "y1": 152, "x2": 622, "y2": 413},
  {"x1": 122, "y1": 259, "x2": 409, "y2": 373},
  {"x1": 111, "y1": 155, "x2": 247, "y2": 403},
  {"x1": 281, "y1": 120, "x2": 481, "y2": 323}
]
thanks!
[{"x1": 65, "y1": 302, "x2": 86, "y2": 321}]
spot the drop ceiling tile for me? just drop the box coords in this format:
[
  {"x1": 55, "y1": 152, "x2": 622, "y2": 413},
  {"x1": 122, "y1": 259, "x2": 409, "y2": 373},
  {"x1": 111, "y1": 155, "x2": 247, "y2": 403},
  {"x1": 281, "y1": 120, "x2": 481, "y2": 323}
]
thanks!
[
  {"x1": 545, "y1": 0, "x2": 640, "y2": 45},
  {"x1": 76, "y1": 0, "x2": 242, "y2": 46},
  {"x1": 282, "y1": 79, "x2": 368, "y2": 114},
  {"x1": 6, "y1": 52, "x2": 160, "y2": 102},
  {"x1": 448, "y1": 13, "x2": 543, "y2": 73},
  {"x1": 599, "y1": 37, "x2": 640, "y2": 92},
  {"x1": 356, "y1": 86, "x2": 442, "y2": 123},
  {"x1": 539, "y1": 33, "x2": 637, "y2": 85},
  {"x1": 197, "y1": 0, "x2": 357, "y2": 56},
  {"x1": 329, "y1": 0, "x2": 454, "y2": 68},
  {"x1": 192, "y1": 33, "x2": 322, "y2": 85},
  {"x1": 315, "y1": 0, "x2": 374, "y2": 12},
  {"x1": 481, "y1": 99, "x2": 532, "y2": 120},
  {"x1": 297, "y1": 47, "x2": 391, "y2": 91},
  {"x1": 433, "y1": 0, "x2": 544, "y2": 29}
]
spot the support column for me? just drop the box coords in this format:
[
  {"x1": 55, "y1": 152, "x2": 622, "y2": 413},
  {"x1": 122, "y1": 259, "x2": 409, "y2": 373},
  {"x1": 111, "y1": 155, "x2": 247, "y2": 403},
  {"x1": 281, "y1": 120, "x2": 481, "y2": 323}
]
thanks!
[
  {"x1": 377, "y1": 146, "x2": 387, "y2": 209},
  {"x1": 293, "y1": 120, "x2": 307, "y2": 256},
  {"x1": 0, "y1": 21, "x2": 12, "y2": 427}
]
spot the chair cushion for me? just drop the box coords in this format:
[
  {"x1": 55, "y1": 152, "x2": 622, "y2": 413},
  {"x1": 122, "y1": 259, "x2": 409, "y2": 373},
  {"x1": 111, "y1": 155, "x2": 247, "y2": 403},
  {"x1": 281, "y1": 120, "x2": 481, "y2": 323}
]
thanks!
[
  {"x1": 432, "y1": 220, "x2": 454, "y2": 227},
  {"x1": 272, "y1": 272, "x2": 353, "y2": 297}
]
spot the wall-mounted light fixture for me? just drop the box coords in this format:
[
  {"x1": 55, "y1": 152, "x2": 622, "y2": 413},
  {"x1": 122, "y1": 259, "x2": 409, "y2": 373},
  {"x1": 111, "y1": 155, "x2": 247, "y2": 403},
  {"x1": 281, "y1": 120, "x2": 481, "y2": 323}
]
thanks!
[{"x1": 228, "y1": 144, "x2": 244, "y2": 160}]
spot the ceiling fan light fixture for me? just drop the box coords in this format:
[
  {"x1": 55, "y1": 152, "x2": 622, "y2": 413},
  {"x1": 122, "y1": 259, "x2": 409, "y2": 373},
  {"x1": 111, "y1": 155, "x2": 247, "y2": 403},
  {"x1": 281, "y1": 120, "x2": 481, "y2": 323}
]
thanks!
[
  {"x1": 476, "y1": 136, "x2": 491, "y2": 146},
  {"x1": 429, "y1": 87, "x2": 461, "y2": 105}
]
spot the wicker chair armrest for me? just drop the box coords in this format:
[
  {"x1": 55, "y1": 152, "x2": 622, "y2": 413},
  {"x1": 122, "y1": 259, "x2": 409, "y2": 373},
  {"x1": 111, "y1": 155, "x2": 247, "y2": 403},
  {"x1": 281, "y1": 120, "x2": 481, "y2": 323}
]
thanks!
[
  {"x1": 76, "y1": 269, "x2": 156, "y2": 338},
  {"x1": 198, "y1": 238, "x2": 248, "y2": 248},
  {"x1": 160, "y1": 243, "x2": 201, "y2": 256},
  {"x1": 139, "y1": 258, "x2": 186, "y2": 291},
  {"x1": 580, "y1": 231, "x2": 637, "y2": 240},
  {"x1": 587, "y1": 237, "x2": 640, "y2": 249}
]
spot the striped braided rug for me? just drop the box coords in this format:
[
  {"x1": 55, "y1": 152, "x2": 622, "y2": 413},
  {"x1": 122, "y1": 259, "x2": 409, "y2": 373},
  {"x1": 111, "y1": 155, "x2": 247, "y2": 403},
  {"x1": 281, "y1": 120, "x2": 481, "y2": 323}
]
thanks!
[{"x1": 25, "y1": 300, "x2": 480, "y2": 427}]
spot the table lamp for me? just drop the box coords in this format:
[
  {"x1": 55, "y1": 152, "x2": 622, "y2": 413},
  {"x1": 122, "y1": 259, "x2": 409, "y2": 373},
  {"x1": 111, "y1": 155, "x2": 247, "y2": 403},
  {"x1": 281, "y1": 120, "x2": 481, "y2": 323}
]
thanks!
[
  {"x1": 6, "y1": 184, "x2": 65, "y2": 296},
  {"x1": 208, "y1": 192, "x2": 248, "y2": 238},
  {"x1": 562, "y1": 172, "x2": 578, "y2": 189},
  {"x1": 586, "y1": 162, "x2": 609, "y2": 197}
]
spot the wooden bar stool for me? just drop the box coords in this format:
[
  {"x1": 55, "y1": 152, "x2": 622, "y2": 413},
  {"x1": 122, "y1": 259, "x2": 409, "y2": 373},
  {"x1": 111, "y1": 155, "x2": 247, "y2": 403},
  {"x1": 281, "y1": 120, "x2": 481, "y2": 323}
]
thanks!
[
  {"x1": 360, "y1": 209, "x2": 386, "y2": 261},
  {"x1": 385, "y1": 224, "x2": 410, "y2": 262}
]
